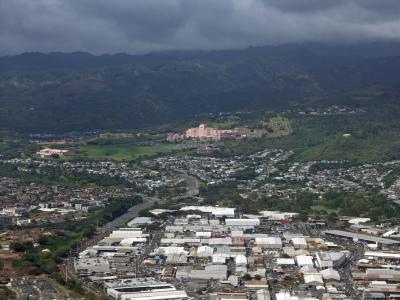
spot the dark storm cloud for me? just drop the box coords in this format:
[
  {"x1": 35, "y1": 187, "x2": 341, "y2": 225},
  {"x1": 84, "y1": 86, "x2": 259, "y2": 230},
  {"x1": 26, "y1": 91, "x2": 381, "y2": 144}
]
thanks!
[
  {"x1": 0, "y1": 0, "x2": 399, "y2": 55},
  {"x1": 265, "y1": 0, "x2": 347, "y2": 13}
]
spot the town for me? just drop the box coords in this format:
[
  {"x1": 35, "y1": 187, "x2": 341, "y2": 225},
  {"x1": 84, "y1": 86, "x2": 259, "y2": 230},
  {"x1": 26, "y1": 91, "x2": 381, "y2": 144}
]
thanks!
[
  {"x1": 1, "y1": 1, "x2": 400, "y2": 298},
  {"x1": 72, "y1": 204, "x2": 400, "y2": 299},
  {"x1": 1, "y1": 134, "x2": 400, "y2": 299}
]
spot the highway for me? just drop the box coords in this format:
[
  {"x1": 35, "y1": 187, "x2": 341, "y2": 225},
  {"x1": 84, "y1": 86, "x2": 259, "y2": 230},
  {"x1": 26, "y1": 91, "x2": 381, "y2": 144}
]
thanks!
[
  {"x1": 99, "y1": 194, "x2": 162, "y2": 233},
  {"x1": 100, "y1": 174, "x2": 198, "y2": 232},
  {"x1": 64, "y1": 173, "x2": 198, "y2": 296}
]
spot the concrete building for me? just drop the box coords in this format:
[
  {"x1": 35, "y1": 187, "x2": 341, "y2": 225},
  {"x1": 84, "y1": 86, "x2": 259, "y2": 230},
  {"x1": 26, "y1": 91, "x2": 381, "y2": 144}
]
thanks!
[
  {"x1": 296, "y1": 255, "x2": 314, "y2": 268},
  {"x1": 235, "y1": 255, "x2": 247, "y2": 266},
  {"x1": 276, "y1": 258, "x2": 296, "y2": 268},
  {"x1": 197, "y1": 245, "x2": 214, "y2": 257},
  {"x1": 303, "y1": 273, "x2": 324, "y2": 286},
  {"x1": 74, "y1": 257, "x2": 113, "y2": 276},
  {"x1": 315, "y1": 252, "x2": 347, "y2": 269},
  {"x1": 255, "y1": 237, "x2": 282, "y2": 249},
  {"x1": 109, "y1": 228, "x2": 148, "y2": 239},
  {"x1": 210, "y1": 292, "x2": 248, "y2": 300},
  {"x1": 185, "y1": 124, "x2": 240, "y2": 141},
  {"x1": 180, "y1": 206, "x2": 236, "y2": 218},
  {"x1": 186, "y1": 124, "x2": 221, "y2": 140},
  {"x1": 320, "y1": 268, "x2": 340, "y2": 281},
  {"x1": 213, "y1": 253, "x2": 229, "y2": 264},
  {"x1": 353, "y1": 268, "x2": 400, "y2": 282},
  {"x1": 37, "y1": 148, "x2": 69, "y2": 158},
  {"x1": 179, "y1": 264, "x2": 228, "y2": 280},
  {"x1": 292, "y1": 237, "x2": 308, "y2": 249},
  {"x1": 127, "y1": 217, "x2": 153, "y2": 226},
  {"x1": 226, "y1": 218, "x2": 260, "y2": 229},
  {"x1": 256, "y1": 289, "x2": 271, "y2": 300},
  {"x1": 106, "y1": 278, "x2": 188, "y2": 300}
]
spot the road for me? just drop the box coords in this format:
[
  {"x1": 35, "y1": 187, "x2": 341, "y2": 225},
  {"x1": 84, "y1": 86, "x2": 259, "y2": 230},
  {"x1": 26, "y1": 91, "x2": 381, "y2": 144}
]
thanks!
[
  {"x1": 100, "y1": 174, "x2": 197, "y2": 232},
  {"x1": 100, "y1": 194, "x2": 162, "y2": 233},
  {"x1": 183, "y1": 174, "x2": 199, "y2": 196},
  {"x1": 62, "y1": 193, "x2": 163, "y2": 297},
  {"x1": 66, "y1": 174, "x2": 197, "y2": 295},
  {"x1": 174, "y1": 174, "x2": 199, "y2": 200}
]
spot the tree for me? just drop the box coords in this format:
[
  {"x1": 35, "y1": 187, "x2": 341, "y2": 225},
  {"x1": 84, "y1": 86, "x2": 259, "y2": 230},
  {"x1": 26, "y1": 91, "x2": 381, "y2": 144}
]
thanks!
[
  {"x1": 10, "y1": 242, "x2": 26, "y2": 252},
  {"x1": 242, "y1": 274, "x2": 252, "y2": 281},
  {"x1": 327, "y1": 212, "x2": 338, "y2": 223}
]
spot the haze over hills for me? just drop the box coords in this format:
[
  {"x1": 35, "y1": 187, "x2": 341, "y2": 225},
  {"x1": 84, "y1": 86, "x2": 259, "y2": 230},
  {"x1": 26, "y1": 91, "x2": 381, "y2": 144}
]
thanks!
[{"x1": 1, "y1": 42, "x2": 400, "y2": 132}]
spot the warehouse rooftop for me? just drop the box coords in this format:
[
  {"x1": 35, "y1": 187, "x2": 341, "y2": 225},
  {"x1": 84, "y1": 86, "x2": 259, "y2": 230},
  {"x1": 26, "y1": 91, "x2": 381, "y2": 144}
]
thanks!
[{"x1": 324, "y1": 230, "x2": 400, "y2": 245}]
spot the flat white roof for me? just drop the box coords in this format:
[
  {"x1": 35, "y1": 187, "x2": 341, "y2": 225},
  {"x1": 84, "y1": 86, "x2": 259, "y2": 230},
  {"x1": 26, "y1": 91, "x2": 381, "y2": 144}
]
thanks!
[
  {"x1": 365, "y1": 251, "x2": 400, "y2": 259},
  {"x1": 303, "y1": 273, "x2": 324, "y2": 285},
  {"x1": 296, "y1": 255, "x2": 314, "y2": 267},
  {"x1": 292, "y1": 237, "x2": 307, "y2": 245},
  {"x1": 277, "y1": 258, "x2": 295, "y2": 265},
  {"x1": 120, "y1": 238, "x2": 147, "y2": 245},
  {"x1": 155, "y1": 247, "x2": 187, "y2": 255},
  {"x1": 115, "y1": 290, "x2": 188, "y2": 300},
  {"x1": 128, "y1": 217, "x2": 152, "y2": 225},
  {"x1": 226, "y1": 218, "x2": 260, "y2": 226},
  {"x1": 256, "y1": 237, "x2": 282, "y2": 246},
  {"x1": 180, "y1": 206, "x2": 235, "y2": 216}
]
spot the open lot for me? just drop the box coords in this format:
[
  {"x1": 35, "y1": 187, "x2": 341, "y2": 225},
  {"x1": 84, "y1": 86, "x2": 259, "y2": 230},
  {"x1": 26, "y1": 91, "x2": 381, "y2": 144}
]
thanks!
[{"x1": 77, "y1": 143, "x2": 193, "y2": 161}]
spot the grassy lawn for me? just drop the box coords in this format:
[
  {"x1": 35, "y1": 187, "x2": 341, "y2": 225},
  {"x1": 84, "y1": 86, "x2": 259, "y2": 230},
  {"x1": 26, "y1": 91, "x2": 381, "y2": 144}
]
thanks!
[{"x1": 77, "y1": 143, "x2": 192, "y2": 161}]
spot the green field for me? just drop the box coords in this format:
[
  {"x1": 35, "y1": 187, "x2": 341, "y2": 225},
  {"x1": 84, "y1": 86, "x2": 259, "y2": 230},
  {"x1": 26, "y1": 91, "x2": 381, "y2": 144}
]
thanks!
[{"x1": 77, "y1": 143, "x2": 192, "y2": 161}]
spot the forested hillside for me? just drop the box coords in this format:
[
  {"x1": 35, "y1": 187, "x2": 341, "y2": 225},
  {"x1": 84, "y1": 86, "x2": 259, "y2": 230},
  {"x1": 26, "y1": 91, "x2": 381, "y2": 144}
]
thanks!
[{"x1": 1, "y1": 43, "x2": 400, "y2": 132}]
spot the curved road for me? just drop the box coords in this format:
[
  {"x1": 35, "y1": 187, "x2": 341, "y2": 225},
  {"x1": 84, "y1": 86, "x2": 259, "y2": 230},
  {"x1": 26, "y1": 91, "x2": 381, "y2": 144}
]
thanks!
[
  {"x1": 101, "y1": 174, "x2": 198, "y2": 232},
  {"x1": 100, "y1": 194, "x2": 162, "y2": 233}
]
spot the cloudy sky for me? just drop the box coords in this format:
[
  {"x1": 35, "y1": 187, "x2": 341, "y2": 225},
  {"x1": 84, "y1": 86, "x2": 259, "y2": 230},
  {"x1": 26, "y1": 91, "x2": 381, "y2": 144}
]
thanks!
[{"x1": 1, "y1": 0, "x2": 400, "y2": 55}]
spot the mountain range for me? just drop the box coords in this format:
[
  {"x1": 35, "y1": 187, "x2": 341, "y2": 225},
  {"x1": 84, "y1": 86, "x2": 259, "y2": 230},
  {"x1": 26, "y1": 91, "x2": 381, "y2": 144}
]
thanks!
[{"x1": 1, "y1": 42, "x2": 400, "y2": 132}]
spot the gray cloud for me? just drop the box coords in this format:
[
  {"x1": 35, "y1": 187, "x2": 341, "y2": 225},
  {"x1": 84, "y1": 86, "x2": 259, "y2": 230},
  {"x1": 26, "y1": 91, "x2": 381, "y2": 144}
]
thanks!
[{"x1": 0, "y1": 0, "x2": 400, "y2": 55}]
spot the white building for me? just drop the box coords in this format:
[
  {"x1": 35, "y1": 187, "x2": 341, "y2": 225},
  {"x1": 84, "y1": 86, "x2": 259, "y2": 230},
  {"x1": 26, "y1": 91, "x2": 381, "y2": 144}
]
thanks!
[
  {"x1": 255, "y1": 237, "x2": 282, "y2": 249},
  {"x1": 188, "y1": 264, "x2": 228, "y2": 280},
  {"x1": 315, "y1": 252, "x2": 346, "y2": 269},
  {"x1": 37, "y1": 148, "x2": 69, "y2": 158},
  {"x1": 154, "y1": 247, "x2": 188, "y2": 256},
  {"x1": 256, "y1": 289, "x2": 271, "y2": 300},
  {"x1": 235, "y1": 255, "x2": 247, "y2": 266},
  {"x1": 109, "y1": 229, "x2": 148, "y2": 239},
  {"x1": 296, "y1": 255, "x2": 314, "y2": 268},
  {"x1": 74, "y1": 257, "x2": 113, "y2": 275},
  {"x1": 259, "y1": 211, "x2": 299, "y2": 221},
  {"x1": 209, "y1": 237, "x2": 232, "y2": 246},
  {"x1": 303, "y1": 273, "x2": 324, "y2": 286},
  {"x1": 291, "y1": 237, "x2": 307, "y2": 249},
  {"x1": 212, "y1": 253, "x2": 228, "y2": 264},
  {"x1": 197, "y1": 245, "x2": 214, "y2": 257},
  {"x1": 196, "y1": 232, "x2": 212, "y2": 238},
  {"x1": 320, "y1": 268, "x2": 340, "y2": 281},
  {"x1": 120, "y1": 238, "x2": 147, "y2": 246},
  {"x1": 276, "y1": 258, "x2": 296, "y2": 267},
  {"x1": 225, "y1": 218, "x2": 260, "y2": 228},
  {"x1": 106, "y1": 279, "x2": 188, "y2": 300},
  {"x1": 180, "y1": 206, "x2": 235, "y2": 218}
]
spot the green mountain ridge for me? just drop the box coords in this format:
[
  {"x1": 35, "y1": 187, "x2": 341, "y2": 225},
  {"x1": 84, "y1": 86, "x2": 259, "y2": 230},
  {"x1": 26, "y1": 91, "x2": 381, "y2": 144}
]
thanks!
[{"x1": 1, "y1": 43, "x2": 400, "y2": 132}]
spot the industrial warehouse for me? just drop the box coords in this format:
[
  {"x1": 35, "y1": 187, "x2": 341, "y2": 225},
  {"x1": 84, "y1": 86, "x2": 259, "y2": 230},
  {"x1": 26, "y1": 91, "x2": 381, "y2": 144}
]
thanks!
[{"x1": 72, "y1": 204, "x2": 400, "y2": 299}]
